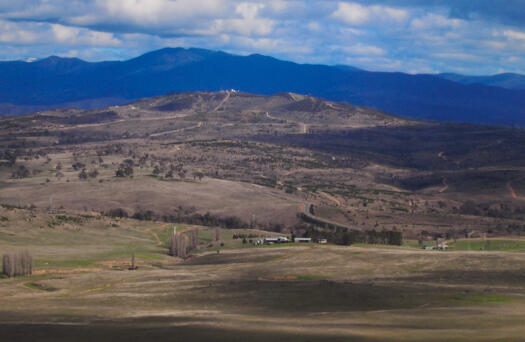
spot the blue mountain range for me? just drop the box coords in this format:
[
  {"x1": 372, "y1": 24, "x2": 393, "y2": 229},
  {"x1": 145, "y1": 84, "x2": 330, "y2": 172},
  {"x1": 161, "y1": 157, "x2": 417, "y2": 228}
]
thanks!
[{"x1": 1, "y1": 47, "x2": 525, "y2": 126}]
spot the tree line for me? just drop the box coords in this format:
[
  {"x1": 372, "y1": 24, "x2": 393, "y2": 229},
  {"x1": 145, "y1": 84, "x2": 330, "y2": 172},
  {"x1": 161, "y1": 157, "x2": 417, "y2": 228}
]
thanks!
[{"x1": 301, "y1": 227, "x2": 402, "y2": 246}]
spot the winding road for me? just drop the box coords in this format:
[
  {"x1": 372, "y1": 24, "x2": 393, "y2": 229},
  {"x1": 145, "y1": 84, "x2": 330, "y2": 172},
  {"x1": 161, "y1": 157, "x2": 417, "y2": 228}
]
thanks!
[{"x1": 303, "y1": 202, "x2": 354, "y2": 230}]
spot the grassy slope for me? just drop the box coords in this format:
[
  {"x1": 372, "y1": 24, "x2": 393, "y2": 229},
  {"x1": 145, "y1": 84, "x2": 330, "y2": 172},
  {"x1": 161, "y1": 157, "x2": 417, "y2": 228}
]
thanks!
[{"x1": 1, "y1": 208, "x2": 525, "y2": 341}]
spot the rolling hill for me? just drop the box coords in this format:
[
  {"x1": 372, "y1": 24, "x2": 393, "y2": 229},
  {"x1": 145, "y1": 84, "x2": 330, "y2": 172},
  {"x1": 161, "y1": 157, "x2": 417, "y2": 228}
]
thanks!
[{"x1": 2, "y1": 90, "x2": 525, "y2": 237}]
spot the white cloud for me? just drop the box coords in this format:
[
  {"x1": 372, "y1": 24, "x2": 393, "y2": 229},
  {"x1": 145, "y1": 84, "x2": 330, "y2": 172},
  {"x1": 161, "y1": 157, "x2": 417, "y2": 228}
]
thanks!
[
  {"x1": 97, "y1": 0, "x2": 226, "y2": 26},
  {"x1": 267, "y1": 0, "x2": 289, "y2": 13},
  {"x1": 51, "y1": 24, "x2": 121, "y2": 46},
  {"x1": 211, "y1": 3, "x2": 275, "y2": 36},
  {"x1": 410, "y1": 13, "x2": 463, "y2": 30},
  {"x1": 0, "y1": 20, "x2": 40, "y2": 44},
  {"x1": 332, "y1": 2, "x2": 409, "y2": 26},
  {"x1": 0, "y1": 19, "x2": 120, "y2": 47},
  {"x1": 337, "y1": 44, "x2": 386, "y2": 56},
  {"x1": 503, "y1": 29, "x2": 525, "y2": 40},
  {"x1": 332, "y1": 2, "x2": 370, "y2": 25}
]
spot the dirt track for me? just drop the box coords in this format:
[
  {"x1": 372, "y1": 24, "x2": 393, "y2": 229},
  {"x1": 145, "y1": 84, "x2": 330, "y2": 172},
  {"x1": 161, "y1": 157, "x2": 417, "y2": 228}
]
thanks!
[
  {"x1": 149, "y1": 121, "x2": 203, "y2": 137},
  {"x1": 439, "y1": 177, "x2": 449, "y2": 193},
  {"x1": 507, "y1": 181, "x2": 520, "y2": 199}
]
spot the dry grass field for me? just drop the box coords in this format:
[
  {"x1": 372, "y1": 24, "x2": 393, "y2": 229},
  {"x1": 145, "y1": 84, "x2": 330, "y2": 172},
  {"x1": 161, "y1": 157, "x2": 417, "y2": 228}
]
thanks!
[{"x1": 1, "y1": 207, "x2": 525, "y2": 341}]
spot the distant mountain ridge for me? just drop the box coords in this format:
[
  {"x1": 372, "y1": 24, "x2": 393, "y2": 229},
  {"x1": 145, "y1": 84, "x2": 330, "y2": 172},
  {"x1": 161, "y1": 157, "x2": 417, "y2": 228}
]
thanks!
[
  {"x1": 1, "y1": 47, "x2": 525, "y2": 126},
  {"x1": 438, "y1": 72, "x2": 525, "y2": 90}
]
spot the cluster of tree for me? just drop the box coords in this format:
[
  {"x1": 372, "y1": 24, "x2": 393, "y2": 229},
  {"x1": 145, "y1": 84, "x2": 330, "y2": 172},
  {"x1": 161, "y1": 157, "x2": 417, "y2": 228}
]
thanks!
[
  {"x1": 2, "y1": 250, "x2": 33, "y2": 278},
  {"x1": 169, "y1": 232, "x2": 187, "y2": 258},
  {"x1": 0, "y1": 149, "x2": 17, "y2": 166},
  {"x1": 72, "y1": 162, "x2": 85, "y2": 171},
  {"x1": 152, "y1": 162, "x2": 187, "y2": 179},
  {"x1": 192, "y1": 171, "x2": 204, "y2": 181},
  {"x1": 104, "y1": 205, "x2": 281, "y2": 232},
  {"x1": 96, "y1": 144, "x2": 124, "y2": 156},
  {"x1": 103, "y1": 208, "x2": 152, "y2": 220},
  {"x1": 161, "y1": 211, "x2": 249, "y2": 229},
  {"x1": 131, "y1": 210, "x2": 155, "y2": 221},
  {"x1": 11, "y1": 165, "x2": 30, "y2": 179},
  {"x1": 115, "y1": 159, "x2": 134, "y2": 177},
  {"x1": 105, "y1": 208, "x2": 129, "y2": 218},
  {"x1": 78, "y1": 168, "x2": 98, "y2": 180},
  {"x1": 301, "y1": 227, "x2": 402, "y2": 246},
  {"x1": 456, "y1": 200, "x2": 525, "y2": 219},
  {"x1": 168, "y1": 229, "x2": 199, "y2": 258},
  {"x1": 502, "y1": 223, "x2": 525, "y2": 235}
]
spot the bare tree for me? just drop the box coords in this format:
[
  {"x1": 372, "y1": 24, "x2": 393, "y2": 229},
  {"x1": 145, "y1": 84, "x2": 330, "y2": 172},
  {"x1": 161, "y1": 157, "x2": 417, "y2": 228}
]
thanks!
[
  {"x1": 178, "y1": 234, "x2": 188, "y2": 258},
  {"x1": 169, "y1": 231, "x2": 188, "y2": 258},
  {"x1": 129, "y1": 253, "x2": 137, "y2": 270},
  {"x1": 169, "y1": 229, "x2": 176, "y2": 256},
  {"x1": 189, "y1": 229, "x2": 199, "y2": 250},
  {"x1": 214, "y1": 228, "x2": 220, "y2": 242},
  {"x1": 2, "y1": 250, "x2": 33, "y2": 278}
]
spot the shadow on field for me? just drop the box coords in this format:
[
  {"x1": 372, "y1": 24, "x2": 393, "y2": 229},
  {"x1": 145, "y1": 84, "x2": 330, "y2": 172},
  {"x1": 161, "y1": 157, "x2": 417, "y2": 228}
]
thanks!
[
  {"x1": 399, "y1": 269, "x2": 525, "y2": 287},
  {"x1": 181, "y1": 279, "x2": 450, "y2": 314},
  {"x1": 0, "y1": 321, "x2": 371, "y2": 342}
]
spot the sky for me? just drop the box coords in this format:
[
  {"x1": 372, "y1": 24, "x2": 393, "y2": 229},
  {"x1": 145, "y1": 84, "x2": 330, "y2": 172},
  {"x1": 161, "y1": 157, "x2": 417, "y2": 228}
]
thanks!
[{"x1": 0, "y1": 0, "x2": 524, "y2": 75}]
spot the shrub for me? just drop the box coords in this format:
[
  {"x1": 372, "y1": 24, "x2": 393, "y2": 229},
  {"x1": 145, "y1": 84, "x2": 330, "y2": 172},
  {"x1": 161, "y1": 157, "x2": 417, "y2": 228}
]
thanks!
[
  {"x1": 11, "y1": 165, "x2": 30, "y2": 179},
  {"x1": 78, "y1": 168, "x2": 88, "y2": 180},
  {"x1": 72, "y1": 162, "x2": 85, "y2": 171},
  {"x1": 115, "y1": 159, "x2": 134, "y2": 177}
]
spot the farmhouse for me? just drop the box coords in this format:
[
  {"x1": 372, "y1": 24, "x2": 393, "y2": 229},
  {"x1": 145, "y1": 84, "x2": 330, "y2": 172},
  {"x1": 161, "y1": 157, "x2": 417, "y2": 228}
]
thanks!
[
  {"x1": 264, "y1": 236, "x2": 290, "y2": 244},
  {"x1": 294, "y1": 237, "x2": 312, "y2": 243},
  {"x1": 423, "y1": 243, "x2": 448, "y2": 250},
  {"x1": 438, "y1": 243, "x2": 448, "y2": 250}
]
